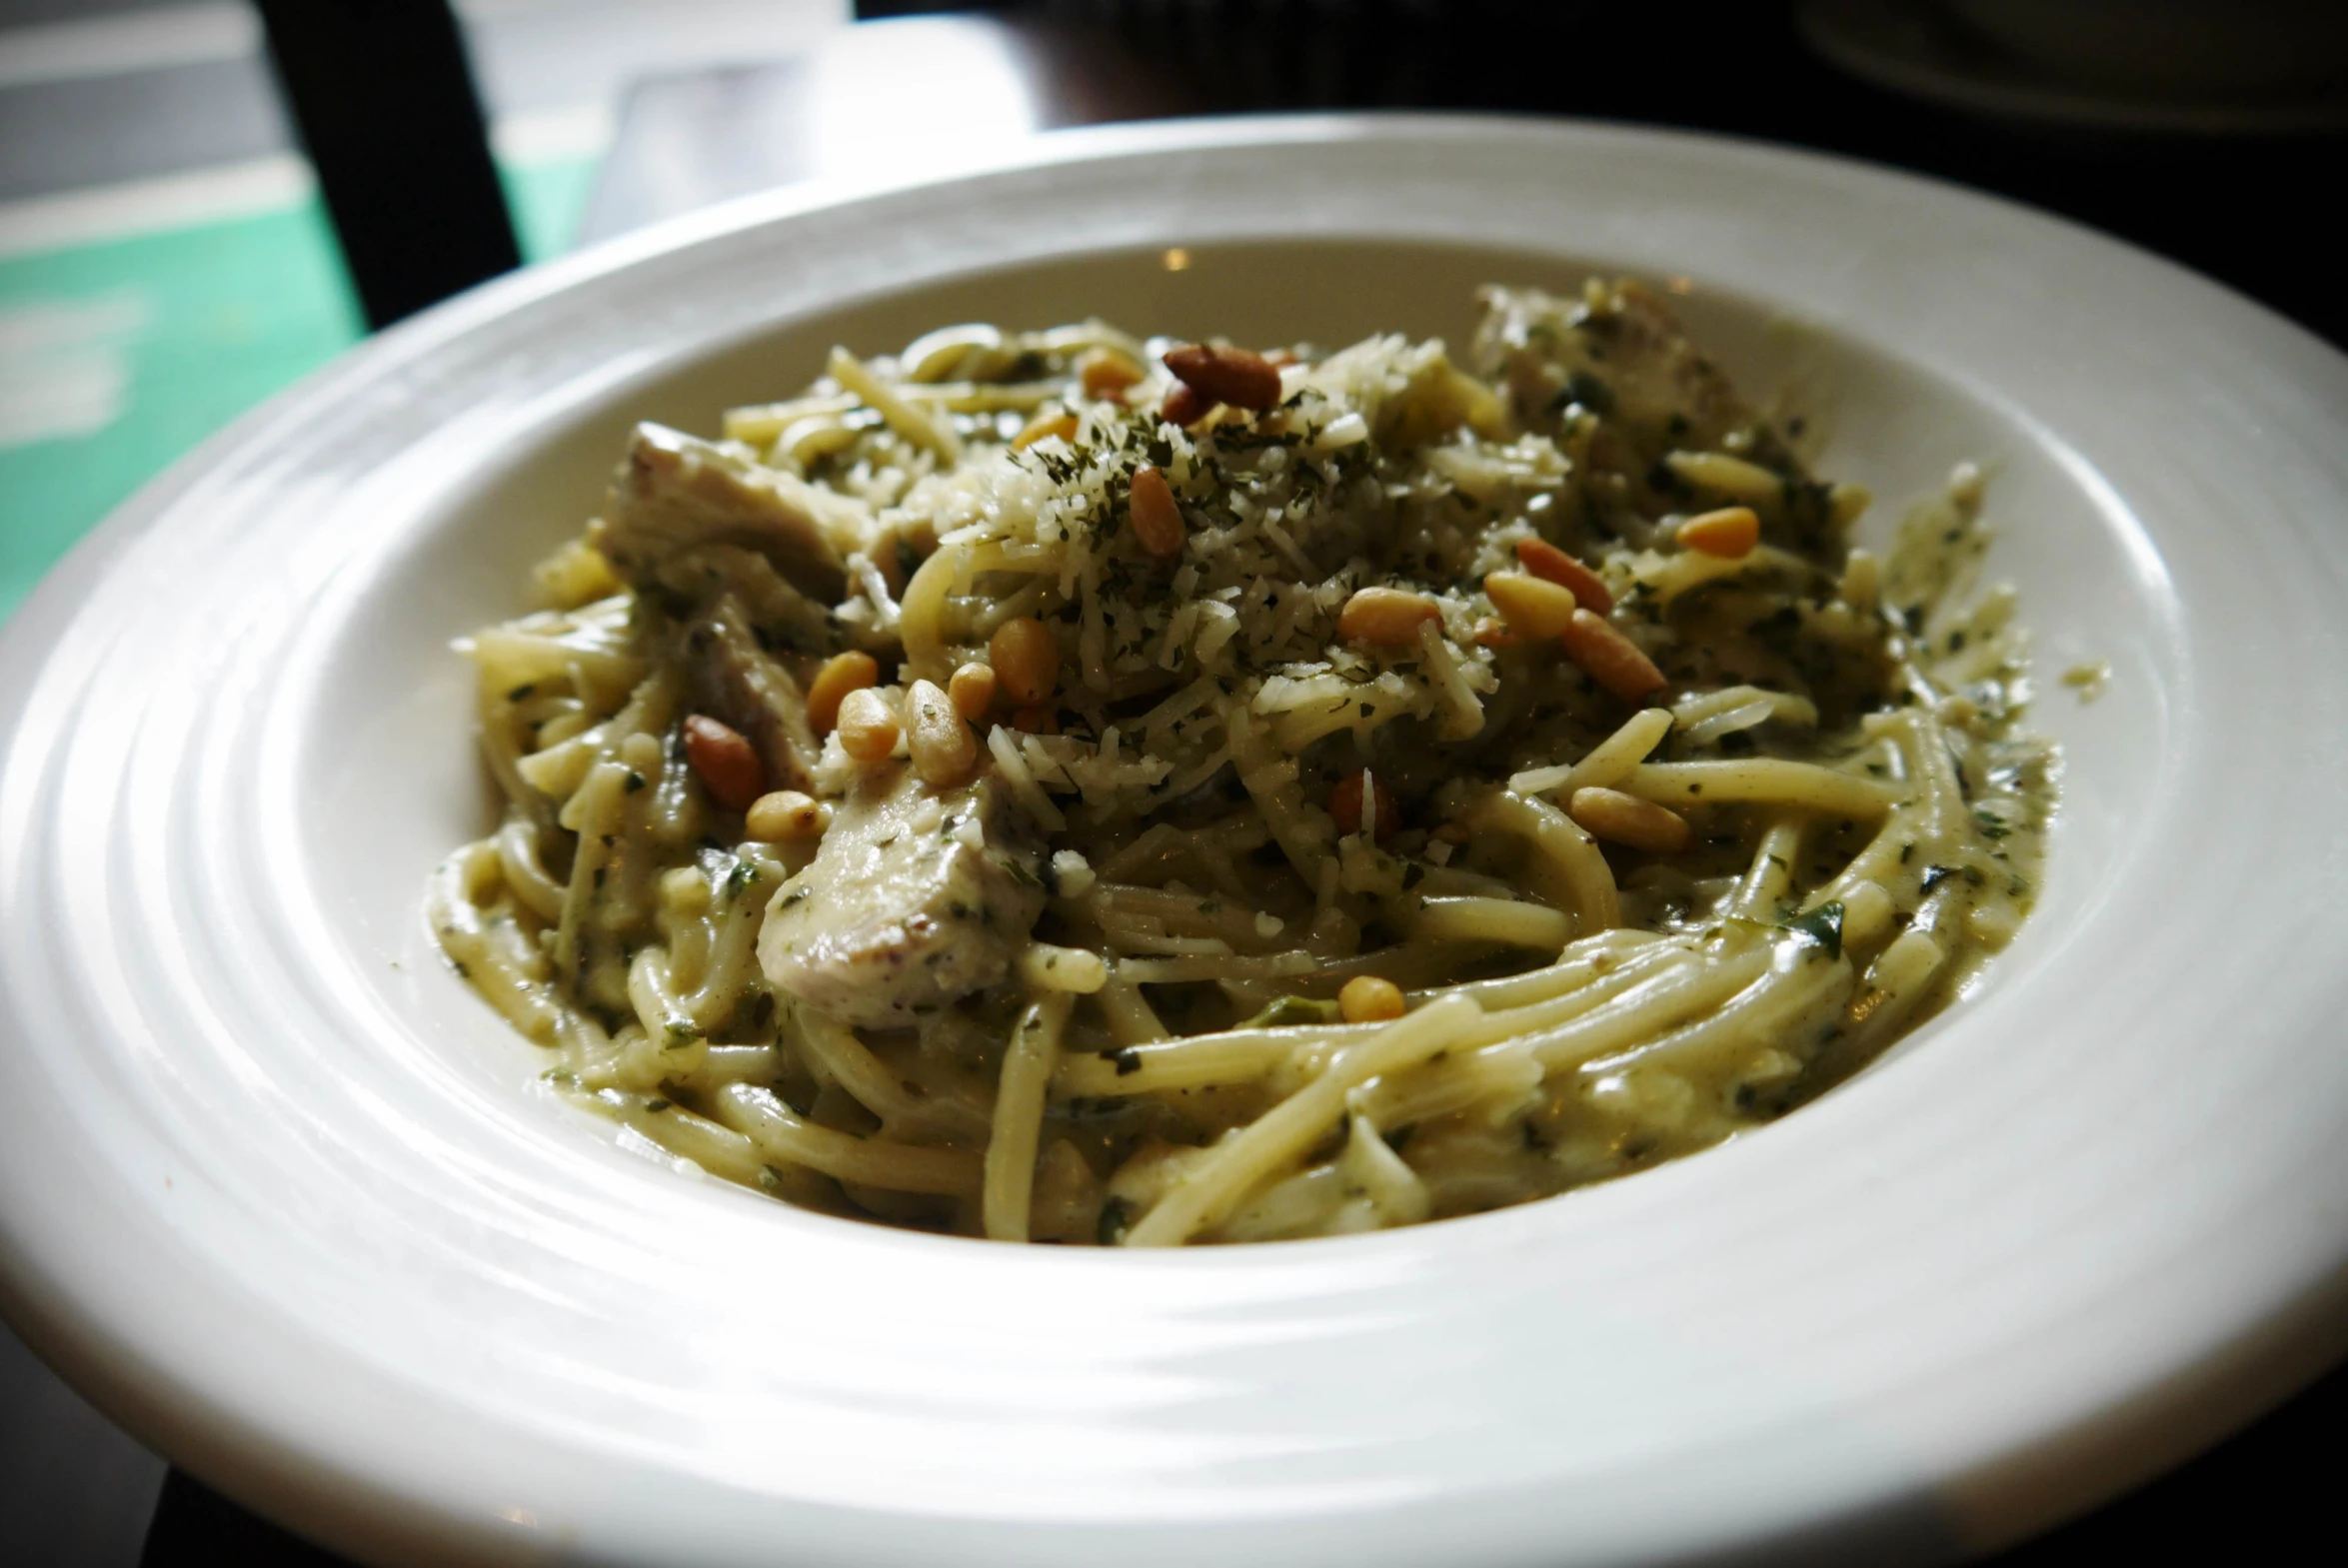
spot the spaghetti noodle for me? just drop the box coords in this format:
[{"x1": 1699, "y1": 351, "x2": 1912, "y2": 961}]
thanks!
[{"x1": 431, "y1": 280, "x2": 2054, "y2": 1244}]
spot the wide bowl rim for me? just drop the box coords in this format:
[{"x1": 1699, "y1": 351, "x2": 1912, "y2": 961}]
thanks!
[{"x1": 6, "y1": 112, "x2": 2348, "y2": 1568}]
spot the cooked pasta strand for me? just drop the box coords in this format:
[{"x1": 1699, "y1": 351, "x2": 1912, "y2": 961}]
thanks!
[
  {"x1": 1123, "y1": 994, "x2": 1482, "y2": 1245},
  {"x1": 984, "y1": 993, "x2": 1073, "y2": 1240},
  {"x1": 1621, "y1": 761, "x2": 1899, "y2": 818},
  {"x1": 713, "y1": 1084, "x2": 983, "y2": 1195}
]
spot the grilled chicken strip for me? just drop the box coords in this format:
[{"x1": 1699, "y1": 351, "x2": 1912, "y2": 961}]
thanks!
[
  {"x1": 590, "y1": 422, "x2": 862, "y2": 605},
  {"x1": 759, "y1": 764, "x2": 1046, "y2": 1028},
  {"x1": 678, "y1": 593, "x2": 823, "y2": 794}
]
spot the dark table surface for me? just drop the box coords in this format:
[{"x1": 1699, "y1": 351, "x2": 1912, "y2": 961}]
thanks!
[{"x1": 135, "y1": 2, "x2": 2348, "y2": 1562}]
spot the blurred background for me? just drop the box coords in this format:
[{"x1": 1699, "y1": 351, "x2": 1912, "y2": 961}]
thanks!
[{"x1": 1, "y1": 0, "x2": 2343, "y2": 1562}]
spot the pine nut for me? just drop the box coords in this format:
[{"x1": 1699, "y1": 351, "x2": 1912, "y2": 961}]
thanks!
[
  {"x1": 1676, "y1": 506, "x2": 1760, "y2": 558},
  {"x1": 989, "y1": 617, "x2": 1060, "y2": 707},
  {"x1": 1338, "y1": 586, "x2": 1440, "y2": 647},
  {"x1": 906, "y1": 679, "x2": 976, "y2": 785},
  {"x1": 1330, "y1": 769, "x2": 1399, "y2": 840},
  {"x1": 1568, "y1": 785, "x2": 1692, "y2": 853},
  {"x1": 948, "y1": 661, "x2": 997, "y2": 721},
  {"x1": 1665, "y1": 450, "x2": 1783, "y2": 506},
  {"x1": 808, "y1": 650, "x2": 879, "y2": 736},
  {"x1": 836, "y1": 687, "x2": 901, "y2": 765},
  {"x1": 1472, "y1": 617, "x2": 1514, "y2": 649},
  {"x1": 1514, "y1": 538, "x2": 1613, "y2": 614},
  {"x1": 1483, "y1": 571, "x2": 1578, "y2": 640},
  {"x1": 1162, "y1": 382, "x2": 1212, "y2": 427},
  {"x1": 1013, "y1": 410, "x2": 1079, "y2": 450},
  {"x1": 1078, "y1": 347, "x2": 1144, "y2": 401},
  {"x1": 1128, "y1": 466, "x2": 1185, "y2": 560},
  {"x1": 1163, "y1": 342, "x2": 1282, "y2": 411},
  {"x1": 745, "y1": 789, "x2": 829, "y2": 842},
  {"x1": 682, "y1": 715, "x2": 765, "y2": 811},
  {"x1": 1560, "y1": 609, "x2": 1668, "y2": 703},
  {"x1": 1338, "y1": 975, "x2": 1406, "y2": 1023},
  {"x1": 1009, "y1": 705, "x2": 1059, "y2": 735}
]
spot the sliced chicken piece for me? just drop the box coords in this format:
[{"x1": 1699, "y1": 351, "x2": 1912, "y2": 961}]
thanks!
[
  {"x1": 590, "y1": 423, "x2": 864, "y2": 605},
  {"x1": 679, "y1": 593, "x2": 822, "y2": 793},
  {"x1": 660, "y1": 543, "x2": 841, "y2": 657},
  {"x1": 1473, "y1": 280, "x2": 1834, "y2": 555},
  {"x1": 759, "y1": 764, "x2": 1046, "y2": 1028},
  {"x1": 1472, "y1": 280, "x2": 1759, "y2": 455}
]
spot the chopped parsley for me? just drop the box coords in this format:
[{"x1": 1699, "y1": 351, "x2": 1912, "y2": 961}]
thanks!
[{"x1": 1780, "y1": 899, "x2": 1844, "y2": 960}]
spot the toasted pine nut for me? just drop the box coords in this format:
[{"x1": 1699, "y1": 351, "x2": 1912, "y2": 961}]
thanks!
[
  {"x1": 1664, "y1": 449, "x2": 1783, "y2": 506},
  {"x1": 1163, "y1": 342, "x2": 1282, "y2": 411},
  {"x1": 836, "y1": 687, "x2": 901, "y2": 765},
  {"x1": 1013, "y1": 410, "x2": 1079, "y2": 450},
  {"x1": 1569, "y1": 786, "x2": 1692, "y2": 853},
  {"x1": 1330, "y1": 769, "x2": 1400, "y2": 841},
  {"x1": 1338, "y1": 586, "x2": 1440, "y2": 647},
  {"x1": 808, "y1": 650, "x2": 879, "y2": 736},
  {"x1": 1514, "y1": 538, "x2": 1613, "y2": 614},
  {"x1": 989, "y1": 617, "x2": 1060, "y2": 707},
  {"x1": 682, "y1": 715, "x2": 765, "y2": 811},
  {"x1": 745, "y1": 789, "x2": 829, "y2": 842},
  {"x1": 1483, "y1": 571, "x2": 1578, "y2": 640},
  {"x1": 1676, "y1": 506, "x2": 1760, "y2": 559},
  {"x1": 1128, "y1": 466, "x2": 1185, "y2": 560},
  {"x1": 906, "y1": 679, "x2": 977, "y2": 785},
  {"x1": 1560, "y1": 609, "x2": 1668, "y2": 703},
  {"x1": 1161, "y1": 382, "x2": 1212, "y2": 427},
  {"x1": 948, "y1": 661, "x2": 997, "y2": 721},
  {"x1": 1338, "y1": 975, "x2": 1406, "y2": 1024},
  {"x1": 1078, "y1": 347, "x2": 1145, "y2": 401},
  {"x1": 1471, "y1": 617, "x2": 1514, "y2": 649},
  {"x1": 1009, "y1": 705, "x2": 1059, "y2": 735}
]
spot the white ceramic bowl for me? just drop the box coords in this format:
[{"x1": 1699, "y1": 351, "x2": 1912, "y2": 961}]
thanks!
[{"x1": 6, "y1": 117, "x2": 2348, "y2": 1567}]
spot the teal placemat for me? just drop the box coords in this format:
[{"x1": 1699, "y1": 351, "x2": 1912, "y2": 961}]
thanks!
[{"x1": 1, "y1": 154, "x2": 597, "y2": 624}]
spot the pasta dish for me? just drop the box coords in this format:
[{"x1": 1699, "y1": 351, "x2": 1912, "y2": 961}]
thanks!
[{"x1": 430, "y1": 279, "x2": 2054, "y2": 1244}]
